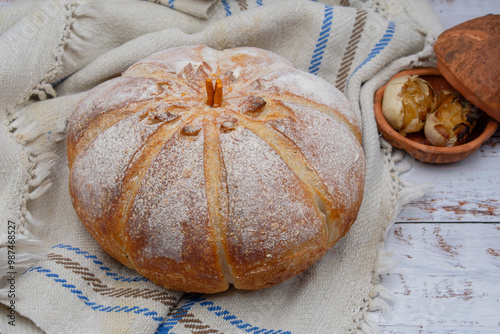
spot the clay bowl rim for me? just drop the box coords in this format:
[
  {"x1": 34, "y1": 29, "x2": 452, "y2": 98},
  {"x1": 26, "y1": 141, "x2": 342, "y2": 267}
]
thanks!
[{"x1": 374, "y1": 67, "x2": 499, "y2": 163}]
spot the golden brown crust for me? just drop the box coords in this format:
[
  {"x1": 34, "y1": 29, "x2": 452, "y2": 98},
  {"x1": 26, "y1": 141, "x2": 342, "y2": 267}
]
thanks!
[{"x1": 67, "y1": 45, "x2": 366, "y2": 293}]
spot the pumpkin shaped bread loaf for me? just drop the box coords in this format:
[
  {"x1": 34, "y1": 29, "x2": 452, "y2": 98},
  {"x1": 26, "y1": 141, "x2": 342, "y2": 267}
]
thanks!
[{"x1": 67, "y1": 45, "x2": 366, "y2": 293}]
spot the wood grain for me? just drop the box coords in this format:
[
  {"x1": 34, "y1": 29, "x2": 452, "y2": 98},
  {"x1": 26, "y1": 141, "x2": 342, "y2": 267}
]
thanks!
[
  {"x1": 428, "y1": 0, "x2": 500, "y2": 29},
  {"x1": 379, "y1": 223, "x2": 500, "y2": 332},
  {"x1": 397, "y1": 135, "x2": 500, "y2": 222}
]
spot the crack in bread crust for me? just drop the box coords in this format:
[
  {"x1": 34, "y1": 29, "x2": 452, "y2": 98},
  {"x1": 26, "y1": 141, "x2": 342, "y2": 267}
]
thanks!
[
  {"x1": 202, "y1": 119, "x2": 233, "y2": 286},
  {"x1": 221, "y1": 109, "x2": 339, "y2": 245},
  {"x1": 68, "y1": 76, "x2": 196, "y2": 167},
  {"x1": 99, "y1": 109, "x2": 203, "y2": 268},
  {"x1": 259, "y1": 93, "x2": 362, "y2": 143},
  {"x1": 69, "y1": 100, "x2": 158, "y2": 167}
]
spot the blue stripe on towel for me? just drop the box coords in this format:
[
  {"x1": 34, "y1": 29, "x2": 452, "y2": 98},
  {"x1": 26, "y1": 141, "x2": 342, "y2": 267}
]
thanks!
[
  {"x1": 25, "y1": 266, "x2": 164, "y2": 322},
  {"x1": 346, "y1": 21, "x2": 396, "y2": 88},
  {"x1": 222, "y1": 0, "x2": 231, "y2": 16},
  {"x1": 158, "y1": 295, "x2": 292, "y2": 334},
  {"x1": 156, "y1": 299, "x2": 199, "y2": 333},
  {"x1": 309, "y1": 5, "x2": 334, "y2": 75}
]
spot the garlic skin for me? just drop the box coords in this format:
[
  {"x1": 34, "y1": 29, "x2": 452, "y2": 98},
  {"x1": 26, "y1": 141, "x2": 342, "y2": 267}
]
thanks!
[
  {"x1": 424, "y1": 90, "x2": 481, "y2": 147},
  {"x1": 382, "y1": 75, "x2": 435, "y2": 135}
]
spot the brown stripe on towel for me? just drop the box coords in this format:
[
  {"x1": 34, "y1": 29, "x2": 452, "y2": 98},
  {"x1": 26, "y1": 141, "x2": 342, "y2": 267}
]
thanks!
[
  {"x1": 167, "y1": 306, "x2": 222, "y2": 334},
  {"x1": 340, "y1": 0, "x2": 350, "y2": 6},
  {"x1": 335, "y1": 9, "x2": 367, "y2": 93},
  {"x1": 237, "y1": 0, "x2": 248, "y2": 11},
  {"x1": 48, "y1": 253, "x2": 178, "y2": 306}
]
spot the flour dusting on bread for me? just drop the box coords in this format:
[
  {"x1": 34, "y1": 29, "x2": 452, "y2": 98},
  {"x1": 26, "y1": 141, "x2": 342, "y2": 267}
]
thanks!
[{"x1": 67, "y1": 45, "x2": 366, "y2": 293}]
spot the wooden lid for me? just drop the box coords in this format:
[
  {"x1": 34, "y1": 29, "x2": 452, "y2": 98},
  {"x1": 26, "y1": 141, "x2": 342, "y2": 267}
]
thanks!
[{"x1": 434, "y1": 15, "x2": 500, "y2": 122}]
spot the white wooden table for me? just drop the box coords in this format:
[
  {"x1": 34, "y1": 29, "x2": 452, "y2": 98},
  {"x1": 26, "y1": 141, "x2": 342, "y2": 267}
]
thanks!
[{"x1": 378, "y1": 1, "x2": 500, "y2": 332}]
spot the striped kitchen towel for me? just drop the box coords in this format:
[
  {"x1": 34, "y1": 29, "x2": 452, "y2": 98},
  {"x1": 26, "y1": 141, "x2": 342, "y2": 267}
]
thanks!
[{"x1": 0, "y1": 0, "x2": 442, "y2": 333}]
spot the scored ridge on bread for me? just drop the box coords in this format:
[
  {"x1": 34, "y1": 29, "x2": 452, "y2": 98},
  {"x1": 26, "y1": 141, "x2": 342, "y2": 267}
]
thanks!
[{"x1": 203, "y1": 118, "x2": 234, "y2": 287}]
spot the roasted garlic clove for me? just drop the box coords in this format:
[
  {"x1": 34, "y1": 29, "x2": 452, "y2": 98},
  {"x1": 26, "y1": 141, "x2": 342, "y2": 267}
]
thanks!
[
  {"x1": 424, "y1": 90, "x2": 482, "y2": 147},
  {"x1": 382, "y1": 75, "x2": 435, "y2": 135}
]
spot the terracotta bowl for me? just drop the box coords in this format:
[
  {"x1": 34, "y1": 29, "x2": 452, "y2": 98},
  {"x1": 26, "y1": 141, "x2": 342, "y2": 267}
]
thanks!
[{"x1": 374, "y1": 68, "x2": 499, "y2": 164}]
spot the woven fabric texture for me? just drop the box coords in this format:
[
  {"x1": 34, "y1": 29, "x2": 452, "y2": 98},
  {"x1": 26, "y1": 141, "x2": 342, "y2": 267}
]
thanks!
[{"x1": 0, "y1": 0, "x2": 443, "y2": 333}]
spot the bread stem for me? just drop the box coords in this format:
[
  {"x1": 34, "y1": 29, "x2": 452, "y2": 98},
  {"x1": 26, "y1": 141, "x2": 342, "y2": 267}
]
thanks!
[
  {"x1": 213, "y1": 79, "x2": 223, "y2": 107},
  {"x1": 206, "y1": 78, "x2": 215, "y2": 107},
  {"x1": 206, "y1": 78, "x2": 223, "y2": 108}
]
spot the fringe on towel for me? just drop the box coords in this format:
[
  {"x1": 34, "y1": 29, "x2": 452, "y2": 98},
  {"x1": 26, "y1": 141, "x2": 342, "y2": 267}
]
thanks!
[
  {"x1": 350, "y1": 31, "x2": 438, "y2": 333},
  {"x1": 353, "y1": 141, "x2": 433, "y2": 334},
  {"x1": 0, "y1": 112, "x2": 57, "y2": 292},
  {"x1": 0, "y1": 234, "x2": 47, "y2": 300},
  {"x1": 37, "y1": 0, "x2": 78, "y2": 101},
  {"x1": 0, "y1": 0, "x2": 80, "y2": 297}
]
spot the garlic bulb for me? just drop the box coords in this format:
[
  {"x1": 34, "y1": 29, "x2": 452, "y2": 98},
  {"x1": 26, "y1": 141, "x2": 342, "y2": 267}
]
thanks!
[
  {"x1": 382, "y1": 75, "x2": 435, "y2": 135},
  {"x1": 424, "y1": 90, "x2": 482, "y2": 147}
]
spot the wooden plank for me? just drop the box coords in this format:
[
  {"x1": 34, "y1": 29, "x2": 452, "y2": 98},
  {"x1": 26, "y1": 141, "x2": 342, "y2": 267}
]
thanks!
[
  {"x1": 378, "y1": 223, "x2": 500, "y2": 332},
  {"x1": 428, "y1": 0, "x2": 500, "y2": 29},
  {"x1": 379, "y1": 325, "x2": 500, "y2": 334},
  {"x1": 397, "y1": 136, "x2": 500, "y2": 222}
]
